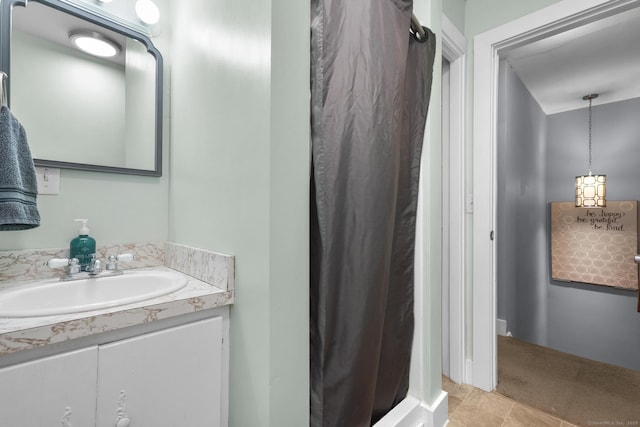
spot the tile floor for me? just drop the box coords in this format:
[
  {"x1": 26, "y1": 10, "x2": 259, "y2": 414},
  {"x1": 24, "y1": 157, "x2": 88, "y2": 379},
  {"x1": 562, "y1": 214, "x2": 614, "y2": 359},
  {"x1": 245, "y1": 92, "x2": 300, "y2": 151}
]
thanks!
[{"x1": 442, "y1": 376, "x2": 578, "y2": 427}]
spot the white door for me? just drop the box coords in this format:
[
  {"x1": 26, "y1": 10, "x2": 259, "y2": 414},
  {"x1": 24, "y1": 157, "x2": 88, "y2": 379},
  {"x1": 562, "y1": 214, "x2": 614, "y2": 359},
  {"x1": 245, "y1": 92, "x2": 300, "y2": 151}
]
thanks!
[
  {"x1": 96, "y1": 317, "x2": 224, "y2": 427},
  {"x1": 0, "y1": 347, "x2": 98, "y2": 426}
]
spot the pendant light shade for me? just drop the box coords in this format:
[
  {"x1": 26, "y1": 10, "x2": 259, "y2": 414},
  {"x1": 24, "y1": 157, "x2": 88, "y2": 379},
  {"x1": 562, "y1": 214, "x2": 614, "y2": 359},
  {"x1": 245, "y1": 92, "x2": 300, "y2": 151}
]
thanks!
[
  {"x1": 575, "y1": 174, "x2": 606, "y2": 207},
  {"x1": 575, "y1": 94, "x2": 606, "y2": 208}
]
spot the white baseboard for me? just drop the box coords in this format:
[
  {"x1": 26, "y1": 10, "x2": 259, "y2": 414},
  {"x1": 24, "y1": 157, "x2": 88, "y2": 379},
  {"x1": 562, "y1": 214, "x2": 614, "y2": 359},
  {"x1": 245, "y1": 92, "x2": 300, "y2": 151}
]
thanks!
[
  {"x1": 428, "y1": 391, "x2": 449, "y2": 427},
  {"x1": 496, "y1": 318, "x2": 507, "y2": 336},
  {"x1": 372, "y1": 392, "x2": 449, "y2": 427}
]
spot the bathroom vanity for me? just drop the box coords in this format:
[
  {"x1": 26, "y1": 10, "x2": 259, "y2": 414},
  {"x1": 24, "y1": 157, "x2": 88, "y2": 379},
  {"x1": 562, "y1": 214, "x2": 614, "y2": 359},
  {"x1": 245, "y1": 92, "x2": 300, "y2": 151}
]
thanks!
[
  {"x1": 0, "y1": 244, "x2": 234, "y2": 427},
  {"x1": 0, "y1": 315, "x2": 226, "y2": 426}
]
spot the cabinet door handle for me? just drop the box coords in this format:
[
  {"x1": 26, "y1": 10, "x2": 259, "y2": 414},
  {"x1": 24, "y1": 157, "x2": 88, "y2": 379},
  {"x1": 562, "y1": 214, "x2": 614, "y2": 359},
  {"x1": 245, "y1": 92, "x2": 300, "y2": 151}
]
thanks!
[
  {"x1": 61, "y1": 406, "x2": 73, "y2": 427},
  {"x1": 116, "y1": 417, "x2": 131, "y2": 427},
  {"x1": 115, "y1": 390, "x2": 131, "y2": 427}
]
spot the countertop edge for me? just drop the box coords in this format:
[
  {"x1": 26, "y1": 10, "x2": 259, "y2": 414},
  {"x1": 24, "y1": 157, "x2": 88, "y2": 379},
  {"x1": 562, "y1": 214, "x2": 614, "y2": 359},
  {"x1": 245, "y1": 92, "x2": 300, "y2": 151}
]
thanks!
[{"x1": 0, "y1": 267, "x2": 234, "y2": 356}]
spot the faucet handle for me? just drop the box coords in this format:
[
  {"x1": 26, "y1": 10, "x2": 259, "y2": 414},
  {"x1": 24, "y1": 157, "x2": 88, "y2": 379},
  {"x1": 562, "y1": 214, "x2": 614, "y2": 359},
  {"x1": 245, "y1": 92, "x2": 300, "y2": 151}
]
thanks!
[
  {"x1": 46, "y1": 258, "x2": 70, "y2": 269},
  {"x1": 68, "y1": 258, "x2": 81, "y2": 274},
  {"x1": 106, "y1": 255, "x2": 118, "y2": 270},
  {"x1": 117, "y1": 253, "x2": 134, "y2": 263},
  {"x1": 47, "y1": 258, "x2": 81, "y2": 274},
  {"x1": 106, "y1": 253, "x2": 134, "y2": 271}
]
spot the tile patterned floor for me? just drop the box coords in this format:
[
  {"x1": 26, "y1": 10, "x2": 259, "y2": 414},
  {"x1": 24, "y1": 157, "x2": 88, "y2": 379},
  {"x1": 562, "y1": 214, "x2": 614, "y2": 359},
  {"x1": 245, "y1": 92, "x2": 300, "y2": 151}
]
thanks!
[{"x1": 443, "y1": 376, "x2": 578, "y2": 427}]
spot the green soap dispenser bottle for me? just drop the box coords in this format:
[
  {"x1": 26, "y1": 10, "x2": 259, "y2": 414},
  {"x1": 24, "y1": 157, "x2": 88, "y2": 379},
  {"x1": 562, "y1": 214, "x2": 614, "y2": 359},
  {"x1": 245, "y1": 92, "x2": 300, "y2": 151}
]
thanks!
[{"x1": 69, "y1": 219, "x2": 96, "y2": 272}]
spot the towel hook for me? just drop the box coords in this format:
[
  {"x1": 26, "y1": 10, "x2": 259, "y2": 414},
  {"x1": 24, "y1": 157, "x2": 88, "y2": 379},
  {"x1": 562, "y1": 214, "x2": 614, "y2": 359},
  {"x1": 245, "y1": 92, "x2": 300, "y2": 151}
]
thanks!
[{"x1": 0, "y1": 71, "x2": 7, "y2": 107}]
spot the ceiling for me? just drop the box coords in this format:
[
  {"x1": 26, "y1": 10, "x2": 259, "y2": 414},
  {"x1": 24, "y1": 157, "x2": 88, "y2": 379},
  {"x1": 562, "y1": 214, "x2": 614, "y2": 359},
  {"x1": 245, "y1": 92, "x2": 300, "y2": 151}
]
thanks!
[{"x1": 502, "y1": 5, "x2": 640, "y2": 115}]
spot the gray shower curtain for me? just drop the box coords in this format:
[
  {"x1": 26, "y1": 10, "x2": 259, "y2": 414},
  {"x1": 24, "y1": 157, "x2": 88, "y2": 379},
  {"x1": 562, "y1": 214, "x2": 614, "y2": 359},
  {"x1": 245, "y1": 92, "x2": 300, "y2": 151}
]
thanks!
[{"x1": 309, "y1": 0, "x2": 435, "y2": 425}]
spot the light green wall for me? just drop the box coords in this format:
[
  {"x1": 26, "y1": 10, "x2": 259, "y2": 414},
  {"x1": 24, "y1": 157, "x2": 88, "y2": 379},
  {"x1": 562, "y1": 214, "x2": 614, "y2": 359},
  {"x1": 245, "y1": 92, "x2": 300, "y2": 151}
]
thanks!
[
  {"x1": 413, "y1": 0, "x2": 444, "y2": 406},
  {"x1": 268, "y1": 0, "x2": 310, "y2": 424},
  {"x1": 0, "y1": 1, "x2": 171, "y2": 252},
  {"x1": 0, "y1": 170, "x2": 168, "y2": 251},
  {"x1": 168, "y1": 0, "x2": 309, "y2": 425},
  {"x1": 443, "y1": 0, "x2": 465, "y2": 33},
  {"x1": 465, "y1": 0, "x2": 561, "y2": 37}
]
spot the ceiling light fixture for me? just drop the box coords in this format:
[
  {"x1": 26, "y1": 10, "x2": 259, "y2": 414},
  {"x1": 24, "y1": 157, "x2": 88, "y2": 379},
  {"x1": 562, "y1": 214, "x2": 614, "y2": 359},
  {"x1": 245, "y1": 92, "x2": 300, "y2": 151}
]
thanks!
[
  {"x1": 135, "y1": 0, "x2": 160, "y2": 25},
  {"x1": 575, "y1": 94, "x2": 606, "y2": 208},
  {"x1": 69, "y1": 31, "x2": 120, "y2": 58}
]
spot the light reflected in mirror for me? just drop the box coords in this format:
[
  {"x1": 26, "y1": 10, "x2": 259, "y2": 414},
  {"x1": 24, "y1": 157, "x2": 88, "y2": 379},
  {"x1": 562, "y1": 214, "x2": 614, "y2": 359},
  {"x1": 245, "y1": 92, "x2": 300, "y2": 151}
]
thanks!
[{"x1": 6, "y1": 0, "x2": 162, "y2": 176}]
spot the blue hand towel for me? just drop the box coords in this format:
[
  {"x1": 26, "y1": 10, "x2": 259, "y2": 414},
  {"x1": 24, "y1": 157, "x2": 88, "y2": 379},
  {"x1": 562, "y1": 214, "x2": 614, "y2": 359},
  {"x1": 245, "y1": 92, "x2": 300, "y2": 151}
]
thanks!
[{"x1": 0, "y1": 105, "x2": 40, "y2": 230}]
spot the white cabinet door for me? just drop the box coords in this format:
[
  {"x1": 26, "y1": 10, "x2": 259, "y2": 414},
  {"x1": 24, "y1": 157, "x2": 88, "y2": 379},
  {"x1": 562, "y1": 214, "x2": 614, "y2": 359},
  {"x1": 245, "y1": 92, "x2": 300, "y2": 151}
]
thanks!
[
  {"x1": 96, "y1": 317, "x2": 223, "y2": 427},
  {"x1": 0, "y1": 347, "x2": 98, "y2": 427}
]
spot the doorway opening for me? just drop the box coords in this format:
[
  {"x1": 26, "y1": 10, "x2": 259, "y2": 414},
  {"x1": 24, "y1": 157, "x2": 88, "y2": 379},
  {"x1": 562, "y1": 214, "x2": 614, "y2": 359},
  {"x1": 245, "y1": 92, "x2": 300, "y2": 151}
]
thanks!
[{"x1": 472, "y1": 0, "x2": 640, "y2": 391}]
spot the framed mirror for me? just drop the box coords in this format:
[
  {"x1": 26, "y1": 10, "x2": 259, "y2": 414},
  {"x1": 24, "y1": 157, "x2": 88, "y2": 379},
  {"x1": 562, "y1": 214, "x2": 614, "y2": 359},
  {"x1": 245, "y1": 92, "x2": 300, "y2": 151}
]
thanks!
[{"x1": 0, "y1": 0, "x2": 163, "y2": 176}]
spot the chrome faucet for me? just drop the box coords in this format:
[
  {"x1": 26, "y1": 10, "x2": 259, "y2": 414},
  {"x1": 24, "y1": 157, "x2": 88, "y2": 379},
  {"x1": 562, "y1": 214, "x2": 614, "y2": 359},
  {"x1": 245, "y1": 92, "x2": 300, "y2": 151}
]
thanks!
[
  {"x1": 47, "y1": 253, "x2": 133, "y2": 281},
  {"x1": 87, "y1": 254, "x2": 102, "y2": 276}
]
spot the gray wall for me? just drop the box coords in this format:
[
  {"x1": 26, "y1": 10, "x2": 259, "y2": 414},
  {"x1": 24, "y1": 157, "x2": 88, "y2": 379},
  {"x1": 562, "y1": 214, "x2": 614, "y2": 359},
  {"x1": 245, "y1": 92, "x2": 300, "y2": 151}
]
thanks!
[
  {"x1": 546, "y1": 97, "x2": 640, "y2": 370},
  {"x1": 498, "y1": 61, "x2": 640, "y2": 371},
  {"x1": 497, "y1": 61, "x2": 549, "y2": 345}
]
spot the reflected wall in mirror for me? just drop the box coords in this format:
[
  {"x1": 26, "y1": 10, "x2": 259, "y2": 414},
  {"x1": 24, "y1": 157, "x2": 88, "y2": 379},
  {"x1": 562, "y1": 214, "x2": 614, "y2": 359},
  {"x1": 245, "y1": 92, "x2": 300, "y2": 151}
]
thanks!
[{"x1": 0, "y1": 0, "x2": 163, "y2": 176}]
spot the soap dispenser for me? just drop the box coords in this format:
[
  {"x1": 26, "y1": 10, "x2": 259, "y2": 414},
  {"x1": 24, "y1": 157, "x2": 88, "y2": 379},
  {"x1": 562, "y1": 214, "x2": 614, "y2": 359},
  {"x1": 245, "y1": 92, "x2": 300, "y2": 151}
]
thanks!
[{"x1": 69, "y1": 219, "x2": 96, "y2": 272}]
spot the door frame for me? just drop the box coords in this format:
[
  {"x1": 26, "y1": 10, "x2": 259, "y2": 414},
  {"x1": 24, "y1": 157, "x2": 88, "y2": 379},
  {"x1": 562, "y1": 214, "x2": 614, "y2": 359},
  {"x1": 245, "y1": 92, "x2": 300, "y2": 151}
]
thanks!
[
  {"x1": 471, "y1": 0, "x2": 640, "y2": 391},
  {"x1": 441, "y1": 14, "x2": 467, "y2": 385}
]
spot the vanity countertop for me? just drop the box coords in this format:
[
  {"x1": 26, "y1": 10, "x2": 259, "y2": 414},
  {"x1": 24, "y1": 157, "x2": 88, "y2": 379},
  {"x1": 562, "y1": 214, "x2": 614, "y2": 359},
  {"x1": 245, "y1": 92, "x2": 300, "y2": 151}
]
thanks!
[{"x1": 0, "y1": 266, "x2": 233, "y2": 356}]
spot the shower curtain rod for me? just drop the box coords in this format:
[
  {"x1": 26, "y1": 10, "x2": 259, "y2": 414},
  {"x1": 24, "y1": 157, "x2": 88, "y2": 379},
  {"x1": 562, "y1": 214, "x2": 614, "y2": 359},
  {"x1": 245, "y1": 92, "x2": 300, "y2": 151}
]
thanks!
[{"x1": 410, "y1": 12, "x2": 426, "y2": 40}]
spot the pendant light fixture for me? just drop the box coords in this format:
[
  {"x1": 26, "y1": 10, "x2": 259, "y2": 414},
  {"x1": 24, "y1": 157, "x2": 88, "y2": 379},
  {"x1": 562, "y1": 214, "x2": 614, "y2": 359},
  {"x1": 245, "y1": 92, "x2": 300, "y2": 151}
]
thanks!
[{"x1": 575, "y1": 94, "x2": 606, "y2": 208}]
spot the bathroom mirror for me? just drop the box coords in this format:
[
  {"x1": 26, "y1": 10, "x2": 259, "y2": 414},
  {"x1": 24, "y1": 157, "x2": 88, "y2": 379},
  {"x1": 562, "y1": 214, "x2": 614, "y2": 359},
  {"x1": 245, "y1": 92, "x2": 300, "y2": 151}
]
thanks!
[{"x1": 0, "y1": 0, "x2": 163, "y2": 176}]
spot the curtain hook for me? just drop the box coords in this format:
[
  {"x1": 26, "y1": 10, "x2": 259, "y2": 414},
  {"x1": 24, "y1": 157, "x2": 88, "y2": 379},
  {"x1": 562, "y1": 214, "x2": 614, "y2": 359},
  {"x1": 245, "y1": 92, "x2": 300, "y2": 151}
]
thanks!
[{"x1": 410, "y1": 13, "x2": 428, "y2": 43}]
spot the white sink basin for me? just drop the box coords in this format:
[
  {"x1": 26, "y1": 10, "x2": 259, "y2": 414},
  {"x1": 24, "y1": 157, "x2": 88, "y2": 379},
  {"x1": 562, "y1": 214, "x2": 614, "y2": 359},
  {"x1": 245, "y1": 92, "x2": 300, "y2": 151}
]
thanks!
[{"x1": 0, "y1": 270, "x2": 188, "y2": 318}]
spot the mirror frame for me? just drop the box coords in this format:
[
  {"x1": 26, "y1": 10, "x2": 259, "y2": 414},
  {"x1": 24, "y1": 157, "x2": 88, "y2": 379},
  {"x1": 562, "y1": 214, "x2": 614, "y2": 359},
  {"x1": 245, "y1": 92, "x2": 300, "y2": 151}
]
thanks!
[{"x1": 0, "y1": 0, "x2": 163, "y2": 177}]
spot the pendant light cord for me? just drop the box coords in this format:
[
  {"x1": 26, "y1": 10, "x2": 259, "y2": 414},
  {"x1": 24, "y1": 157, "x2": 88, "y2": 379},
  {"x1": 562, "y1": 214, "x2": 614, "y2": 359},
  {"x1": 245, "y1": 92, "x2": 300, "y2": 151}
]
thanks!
[
  {"x1": 583, "y1": 93, "x2": 598, "y2": 175},
  {"x1": 588, "y1": 96, "x2": 592, "y2": 175}
]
